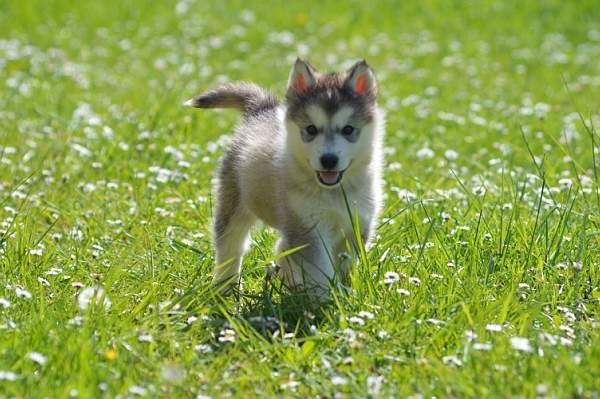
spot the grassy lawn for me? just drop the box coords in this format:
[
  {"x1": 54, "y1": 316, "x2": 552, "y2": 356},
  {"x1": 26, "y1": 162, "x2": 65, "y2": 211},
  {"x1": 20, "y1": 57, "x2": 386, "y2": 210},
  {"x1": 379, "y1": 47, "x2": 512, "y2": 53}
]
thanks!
[{"x1": 1, "y1": 0, "x2": 599, "y2": 397}]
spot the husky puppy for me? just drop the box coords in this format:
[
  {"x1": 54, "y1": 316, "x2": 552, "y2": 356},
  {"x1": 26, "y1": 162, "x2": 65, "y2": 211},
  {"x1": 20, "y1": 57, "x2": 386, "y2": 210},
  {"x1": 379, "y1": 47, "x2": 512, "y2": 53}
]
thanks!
[{"x1": 185, "y1": 59, "x2": 385, "y2": 298}]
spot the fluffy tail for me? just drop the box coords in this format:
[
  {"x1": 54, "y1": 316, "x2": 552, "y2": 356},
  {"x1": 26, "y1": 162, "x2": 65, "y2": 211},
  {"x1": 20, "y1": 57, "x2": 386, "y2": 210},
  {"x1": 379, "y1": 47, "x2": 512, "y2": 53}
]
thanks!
[{"x1": 184, "y1": 82, "x2": 278, "y2": 114}]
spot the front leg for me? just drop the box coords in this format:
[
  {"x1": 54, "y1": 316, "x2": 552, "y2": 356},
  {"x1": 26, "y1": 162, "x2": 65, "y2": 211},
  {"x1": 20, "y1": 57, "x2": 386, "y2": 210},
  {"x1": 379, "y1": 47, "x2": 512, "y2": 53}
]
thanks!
[
  {"x1": 276, "y1": 232, "x2": 335, "y2": 299},
  {"x1": 334, "y1": 219, "x2": 375, "y2": 282}
]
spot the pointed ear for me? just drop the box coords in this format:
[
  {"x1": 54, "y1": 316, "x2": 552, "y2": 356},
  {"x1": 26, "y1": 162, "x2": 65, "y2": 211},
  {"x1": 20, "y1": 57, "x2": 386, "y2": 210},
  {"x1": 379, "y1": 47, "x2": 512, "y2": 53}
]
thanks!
[
  {"x1": 287, "y1": 58, "x2": 316, "y2": 95},
  {"x1": 344, "y1": 60, "x2": 377, "y2": 97}
]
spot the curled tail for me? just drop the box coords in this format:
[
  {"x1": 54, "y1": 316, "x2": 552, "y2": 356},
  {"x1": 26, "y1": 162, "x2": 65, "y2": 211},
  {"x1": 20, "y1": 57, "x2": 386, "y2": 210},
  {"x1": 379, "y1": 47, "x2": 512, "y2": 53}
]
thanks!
[{"x1": 184, "y1": 82, "x2": 279, "y2": 114}]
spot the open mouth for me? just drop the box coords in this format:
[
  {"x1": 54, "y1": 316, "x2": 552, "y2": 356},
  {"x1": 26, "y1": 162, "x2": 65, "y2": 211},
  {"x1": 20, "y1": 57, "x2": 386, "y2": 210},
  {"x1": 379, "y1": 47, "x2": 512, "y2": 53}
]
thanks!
[{"x1": 316, "y1": 170, "x2": 344, "y2": 186}]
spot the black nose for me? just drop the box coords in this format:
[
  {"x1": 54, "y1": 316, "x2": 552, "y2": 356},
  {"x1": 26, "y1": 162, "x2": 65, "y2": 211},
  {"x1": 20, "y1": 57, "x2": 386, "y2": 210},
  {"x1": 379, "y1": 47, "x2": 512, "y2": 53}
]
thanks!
[{"x1": 320, "y1": 153, "x2": 338, "y2": 170}]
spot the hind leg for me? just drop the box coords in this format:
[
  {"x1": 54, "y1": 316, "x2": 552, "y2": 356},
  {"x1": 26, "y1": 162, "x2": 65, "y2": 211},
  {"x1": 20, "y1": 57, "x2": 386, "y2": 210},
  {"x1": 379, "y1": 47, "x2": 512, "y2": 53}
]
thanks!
[
  {"x1": 213, "y1": 206, "x2": 255, "y2": 292},
  {"x1": 212, "y1": 156, "x2": 256, "y2": 292}
]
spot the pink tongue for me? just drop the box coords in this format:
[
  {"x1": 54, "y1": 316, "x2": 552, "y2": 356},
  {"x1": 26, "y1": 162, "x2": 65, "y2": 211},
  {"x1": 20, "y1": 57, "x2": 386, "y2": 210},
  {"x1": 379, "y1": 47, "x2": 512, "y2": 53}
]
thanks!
[{"x1": 318, "y1": 171, "x2": 340, "y2": 184}]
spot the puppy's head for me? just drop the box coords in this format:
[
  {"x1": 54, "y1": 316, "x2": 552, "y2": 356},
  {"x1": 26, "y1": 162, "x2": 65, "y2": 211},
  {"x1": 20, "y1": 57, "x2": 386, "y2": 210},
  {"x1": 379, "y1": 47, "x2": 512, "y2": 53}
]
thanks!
[{"x1": 285, "y1": 59, "x2": 379, "y2": 188}]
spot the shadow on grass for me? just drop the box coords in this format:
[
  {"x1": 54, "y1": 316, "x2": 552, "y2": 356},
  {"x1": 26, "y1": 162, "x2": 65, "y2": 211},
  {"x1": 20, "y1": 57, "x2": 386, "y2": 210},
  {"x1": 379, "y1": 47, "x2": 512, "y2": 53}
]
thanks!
[
  {"x1": 235, "y1": 288, "x2": 333, "y2": 339},
  {"x1": 156, "y1": 271, "x2": 343, "y2": 349},
  {"x1": 217, "y1": 275, "x2": 341, "y2": 340}
]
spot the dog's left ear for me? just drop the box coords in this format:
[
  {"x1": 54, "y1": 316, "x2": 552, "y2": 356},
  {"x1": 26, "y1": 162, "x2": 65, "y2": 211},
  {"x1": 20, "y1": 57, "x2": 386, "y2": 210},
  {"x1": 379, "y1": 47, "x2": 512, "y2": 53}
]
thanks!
[{"x1": 344, "y1": 60, "x2": 377, "y2": 97}]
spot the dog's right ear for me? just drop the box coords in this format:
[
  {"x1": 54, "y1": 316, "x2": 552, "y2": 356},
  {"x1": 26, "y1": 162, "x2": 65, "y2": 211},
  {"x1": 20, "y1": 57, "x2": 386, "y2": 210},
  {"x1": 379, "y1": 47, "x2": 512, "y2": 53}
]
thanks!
[{"x1": 287, "y1": 58, "x2": 316, "y2": 95}]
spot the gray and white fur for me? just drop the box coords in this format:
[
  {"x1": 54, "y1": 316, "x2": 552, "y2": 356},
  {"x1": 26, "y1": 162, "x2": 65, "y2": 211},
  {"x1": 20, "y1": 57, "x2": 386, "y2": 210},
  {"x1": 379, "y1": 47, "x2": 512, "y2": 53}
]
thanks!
[{"x1": 185, "y1": 59, "x2": 385, "y2": 299}]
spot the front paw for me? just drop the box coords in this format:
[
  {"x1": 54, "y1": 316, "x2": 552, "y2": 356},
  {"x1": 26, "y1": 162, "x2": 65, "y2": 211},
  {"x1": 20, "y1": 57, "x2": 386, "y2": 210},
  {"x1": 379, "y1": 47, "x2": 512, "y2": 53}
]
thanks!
[
  {"x1": 278, "y1": 267, "x2": 332, "y2": 301},
  {"x1": 277, "y1": 260, "x2": 305, "y2": 292},
  {"x1": 212, "y1": 274, "x2": 241, "y2": 296}
]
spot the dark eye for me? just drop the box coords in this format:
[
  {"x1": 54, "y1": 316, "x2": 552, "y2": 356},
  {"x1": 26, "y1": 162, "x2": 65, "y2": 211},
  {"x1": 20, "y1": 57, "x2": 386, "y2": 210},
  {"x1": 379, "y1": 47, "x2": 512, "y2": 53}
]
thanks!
[
  {"x1": 341, "y1": 125, "x2": 355, "y2": 136},
  {"x1": 305, "y1": 125, "x2": 318, "y2": 136}
]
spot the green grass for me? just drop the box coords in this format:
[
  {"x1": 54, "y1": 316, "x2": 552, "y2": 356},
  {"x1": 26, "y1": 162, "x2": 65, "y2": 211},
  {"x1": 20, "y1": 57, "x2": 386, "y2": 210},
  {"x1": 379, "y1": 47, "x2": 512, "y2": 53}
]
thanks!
[{"x1": 1, "y1": 0, "x2": 599, "y2": 397}]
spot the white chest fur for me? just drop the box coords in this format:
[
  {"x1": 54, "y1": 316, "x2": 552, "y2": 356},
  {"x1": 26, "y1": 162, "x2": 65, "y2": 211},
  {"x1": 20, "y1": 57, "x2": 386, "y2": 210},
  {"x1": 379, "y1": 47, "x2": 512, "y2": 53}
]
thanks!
[{"x1": 286, "y1": 184, "x2": 373, "y2": 247}]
